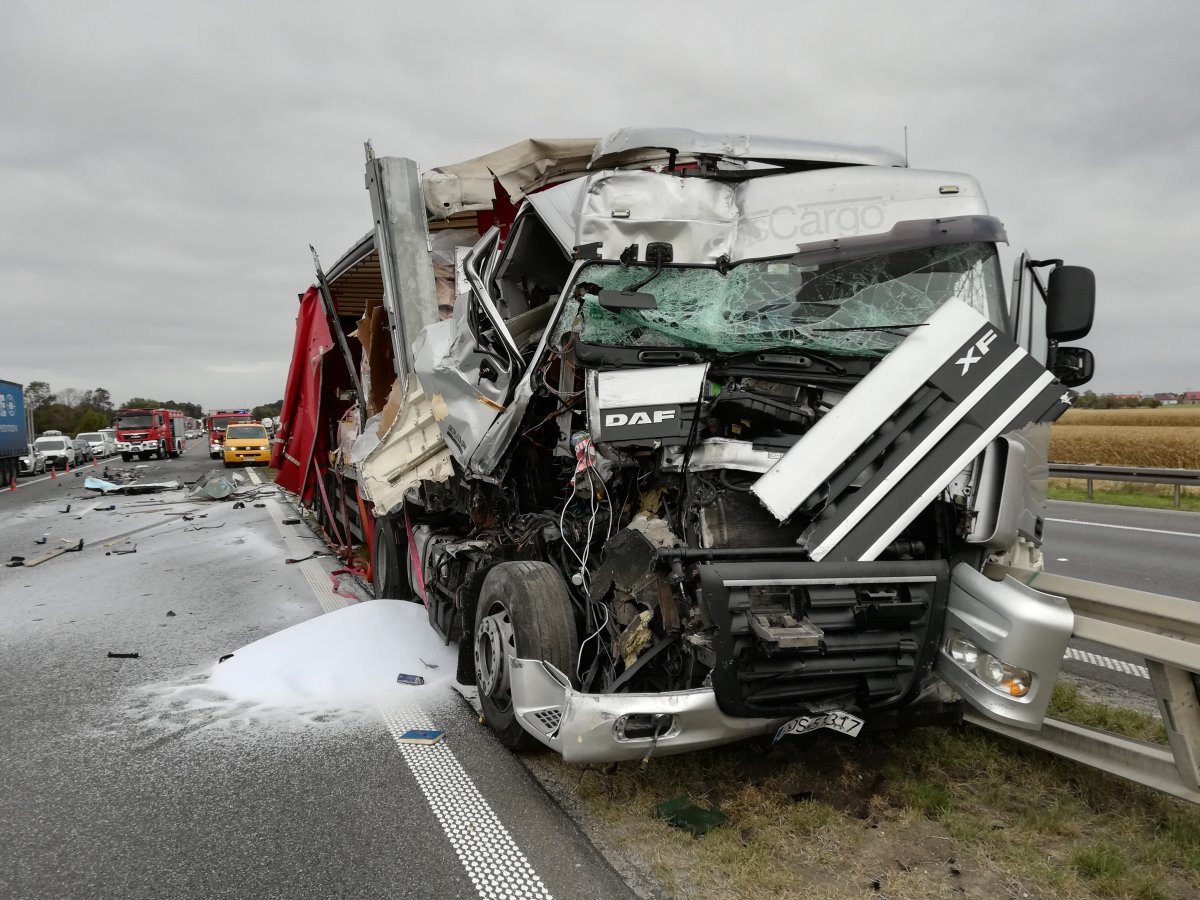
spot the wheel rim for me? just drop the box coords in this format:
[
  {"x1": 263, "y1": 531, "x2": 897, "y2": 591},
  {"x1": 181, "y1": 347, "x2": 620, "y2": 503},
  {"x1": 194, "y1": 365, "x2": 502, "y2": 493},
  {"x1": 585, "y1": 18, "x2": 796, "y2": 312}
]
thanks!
[{"x1": 475, "y1": 604, "x2": 516, "y2": 713}]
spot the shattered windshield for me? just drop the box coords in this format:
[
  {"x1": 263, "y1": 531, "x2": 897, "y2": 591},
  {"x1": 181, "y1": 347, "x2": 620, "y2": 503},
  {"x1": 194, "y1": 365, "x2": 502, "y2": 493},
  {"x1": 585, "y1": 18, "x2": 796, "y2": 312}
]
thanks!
[{"x1": 570, "y1": 242, "x2": 1004, "y2": 357}]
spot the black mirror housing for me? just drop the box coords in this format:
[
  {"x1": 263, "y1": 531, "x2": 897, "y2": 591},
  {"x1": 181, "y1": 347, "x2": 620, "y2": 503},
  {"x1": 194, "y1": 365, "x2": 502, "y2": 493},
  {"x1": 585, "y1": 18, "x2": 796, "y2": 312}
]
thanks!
[
  {"x1": 1046, "y1": 266, "x2": 1095, "y2": 341},
  {"x1": 1050, "y1": 346, "x2": 1094, "y2": 388},
  {"x1": 598, "y1": 289, "x2": 658, "y2": 312}
]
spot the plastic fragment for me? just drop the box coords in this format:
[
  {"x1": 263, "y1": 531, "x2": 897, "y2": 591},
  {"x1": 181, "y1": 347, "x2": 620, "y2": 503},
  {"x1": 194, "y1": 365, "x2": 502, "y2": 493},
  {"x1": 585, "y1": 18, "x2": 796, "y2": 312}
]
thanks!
[
  {"x1": 654, "y1": 794, "x2": 730, "y2": 836},
  {"x1": 107, "y1": 651, "x2": 140, "y2": 659},
  {"x1": 281, "y1": 517, "x2": 301, "y2": 525},
  {"x1": 397, "y1": 673, "x2": 425, "y2": 686}
]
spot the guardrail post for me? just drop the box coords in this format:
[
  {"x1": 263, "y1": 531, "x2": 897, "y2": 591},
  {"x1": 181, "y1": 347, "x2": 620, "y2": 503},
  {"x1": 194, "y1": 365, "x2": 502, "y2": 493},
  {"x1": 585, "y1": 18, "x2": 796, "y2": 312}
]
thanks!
[
  {"x1": 1148, "y1": 661, "x2": 1200, "y2": 791},
  {"x1": 1175, "y1": 484, "x2": 1182, "y2": 509},
  {"x1": 1086, "y1": 476, "x2": 1093, "y2": 500}
]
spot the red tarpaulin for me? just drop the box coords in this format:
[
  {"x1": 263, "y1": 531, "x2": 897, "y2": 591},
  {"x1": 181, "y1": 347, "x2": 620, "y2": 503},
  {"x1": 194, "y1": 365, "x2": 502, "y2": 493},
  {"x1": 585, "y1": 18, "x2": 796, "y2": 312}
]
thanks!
[{"x1": 272, "y1": 286, "x2": 332, "y2": 503}]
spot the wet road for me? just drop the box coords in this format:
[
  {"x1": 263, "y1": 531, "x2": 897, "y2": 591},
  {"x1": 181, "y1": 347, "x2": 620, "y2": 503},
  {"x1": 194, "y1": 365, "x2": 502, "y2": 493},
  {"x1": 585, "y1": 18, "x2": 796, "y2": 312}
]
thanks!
[{"x1": 0, "y1": 447, "x2": 638, "y2": 900}]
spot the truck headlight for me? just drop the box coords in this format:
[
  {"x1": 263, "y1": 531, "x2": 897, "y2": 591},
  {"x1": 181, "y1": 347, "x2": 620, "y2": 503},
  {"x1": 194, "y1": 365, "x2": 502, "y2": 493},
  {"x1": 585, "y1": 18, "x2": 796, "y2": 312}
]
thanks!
[{"x1": 945, "y1": 630, "x2": 1031, "y2": 698}]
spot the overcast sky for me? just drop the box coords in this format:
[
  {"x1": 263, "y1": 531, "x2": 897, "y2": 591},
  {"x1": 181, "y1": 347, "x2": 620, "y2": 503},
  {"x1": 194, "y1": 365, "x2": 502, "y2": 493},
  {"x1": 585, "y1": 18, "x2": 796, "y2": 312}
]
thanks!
[{"x1": 2, "y1": 1, "x2": 1197, "y2": 409}]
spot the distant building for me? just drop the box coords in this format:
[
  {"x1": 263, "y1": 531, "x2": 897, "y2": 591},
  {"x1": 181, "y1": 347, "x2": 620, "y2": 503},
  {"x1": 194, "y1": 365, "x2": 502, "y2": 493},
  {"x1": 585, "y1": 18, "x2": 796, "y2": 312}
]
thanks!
[
  {"x1": 1153, "y1": 393, "x2": 1179, "y2": 405},
  {"x1": 1181, "y1": 391, "x2": 1200, "y2": 405}
]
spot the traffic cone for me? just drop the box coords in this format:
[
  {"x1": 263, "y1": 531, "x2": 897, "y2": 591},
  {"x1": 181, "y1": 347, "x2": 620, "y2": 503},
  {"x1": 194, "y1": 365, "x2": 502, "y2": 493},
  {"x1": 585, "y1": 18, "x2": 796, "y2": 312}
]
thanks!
[
  {"x1": 8, "y1": 476, "x2": 16, "y2": 492},
  {"x1": 49, "y1": 466, "x2": 57, "y2": 480},
  {"x1": 65, "y1": 459, "x2": 71, "y2": 473},
  {"x1": 92, "y1": 456, "x2": 98, "y2": 468}
]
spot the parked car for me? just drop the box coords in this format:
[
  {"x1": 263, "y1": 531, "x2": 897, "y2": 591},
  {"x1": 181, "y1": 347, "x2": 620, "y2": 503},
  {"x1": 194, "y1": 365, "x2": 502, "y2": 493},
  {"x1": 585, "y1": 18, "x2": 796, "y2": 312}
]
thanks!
[
  {"x1": 33, "y1": 432, "x2": 76, "y2": 469},
  {"x1": 222, "y1": 422, "x2": 271, "y2": 468},
  {"x1": 19, "y1": 444, "x2": 46, "y2": 476},
  {"x1": 76, "y1": 431, "x2": 114, "y2": 458},
  {"x1": 72, "y1": 438, "x2": 94, "y2": 463}
]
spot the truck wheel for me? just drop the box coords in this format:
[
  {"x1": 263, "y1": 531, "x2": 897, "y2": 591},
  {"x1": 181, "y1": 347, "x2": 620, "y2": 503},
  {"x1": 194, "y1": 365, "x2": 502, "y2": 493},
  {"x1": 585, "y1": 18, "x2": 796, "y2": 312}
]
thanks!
[
  {"x1": 155, "y1": 442, "x2": 164, "y2": 460},
  {"x1": 474, "y1": 561, "x2": 578, "y2": 751},
  {"x1": 121, "y1": 453, "x2": 132, "y2": 462},
  {"x1": 371, "y1": 515, "x2": 413, "y2": 601}
]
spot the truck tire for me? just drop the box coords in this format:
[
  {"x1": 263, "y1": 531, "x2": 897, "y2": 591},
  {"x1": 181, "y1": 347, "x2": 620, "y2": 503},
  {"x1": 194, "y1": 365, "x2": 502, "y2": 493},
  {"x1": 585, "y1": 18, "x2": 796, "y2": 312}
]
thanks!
[
  {"x1": 474, "y1": 561, "x2": 578, "y2": 751},
  {"x1": 371, "y1": 515, "x2": 412, "y2": 601},
  {"x1": 121, "y1": 453, "x2": 132, "y2": 462},
  {"x1": 155, "y1": 442, "x2": 164, "y2": 460}
]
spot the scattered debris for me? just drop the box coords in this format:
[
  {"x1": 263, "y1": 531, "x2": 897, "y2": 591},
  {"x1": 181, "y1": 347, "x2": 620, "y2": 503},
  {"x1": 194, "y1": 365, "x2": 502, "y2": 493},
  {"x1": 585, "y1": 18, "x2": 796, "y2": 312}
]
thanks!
[
  {"x1": 85, "y1": 476, "x2": 181, "y2": 495},
  {"x1": 284, "y1": 550, "x2": 329, "y2": 564},
  {"x1": 107, "y1": 651, "x2": 140, "y2": 659},
  {"x1": 218, "y1": 653, "x2": 234, "y2": 663},
  {"x1": 23, "y1": 539, "x2": 84, "y2": 567},
  {"x1": 253, "y1": 503, "x2": 266, "y2": 508},
  {"x1": 281, "y1": 517, "x2": 301, "y2": 525},
  {"x1": 35, "y1": 534, "x2": 48, "y2": 545},
  {"x1": 231, "y1": 501, "x2": 245, "y2": 509},
  {"x1": 59, "y1": 504, "x2": 71, "y2": 514},
  {"x1": 106, "y1": 543, "x2": 138, "y2": 556},
  {"x1": 183, "y1": 522, "x2": 226, "y2": 532},
  {"x1": 397, "y1": 673, "x2": 426, "y2": 686},
  {"x1": 654, "y1": 794, "x2": 730, "y2": 837},
  {"x1": 166, "y1": 610, "x2": 176, "y2": 617},
  {"x1": 6, "y1": 556, "x2": 26, "y2": 567},
  {"x1": 394, "y1": 729, "x2": 444, "y2": 745},
  {"x1": 418, "y1": 658, "x2": 440, "y2": 670}
]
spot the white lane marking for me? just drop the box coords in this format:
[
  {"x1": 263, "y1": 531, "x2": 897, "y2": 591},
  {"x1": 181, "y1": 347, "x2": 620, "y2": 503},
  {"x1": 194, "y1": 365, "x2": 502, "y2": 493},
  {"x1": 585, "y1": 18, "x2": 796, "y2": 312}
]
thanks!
[
  {"x1": 255, "y1": 469, "x2": 555, "y2": 898},
  {"x1": 1045, "y1": 517, "x2": 1200, "y2": 540},
  {"x1": 379, "y1": 703, "x2": 553, "y2": 900},
  {"x1": 1063, "y1": 647, "x2": 1150, "y2": 680},
  {"x1": 245, "y1": 467, "x2": 351, "y2": 613}
]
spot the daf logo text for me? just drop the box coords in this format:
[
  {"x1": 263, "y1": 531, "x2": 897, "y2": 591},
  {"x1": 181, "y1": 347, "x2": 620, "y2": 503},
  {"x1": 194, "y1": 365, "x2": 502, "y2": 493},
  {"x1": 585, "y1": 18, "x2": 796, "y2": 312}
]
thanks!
[{"x1": 604, "y1": 409, "x2": 676, "y2": 428}]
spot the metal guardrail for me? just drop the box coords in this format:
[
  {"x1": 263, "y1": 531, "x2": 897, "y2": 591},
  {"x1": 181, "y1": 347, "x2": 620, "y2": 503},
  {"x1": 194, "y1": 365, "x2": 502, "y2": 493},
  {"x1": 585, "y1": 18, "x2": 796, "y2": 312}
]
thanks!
[
  {"x1": 1049, "y1": 463, "x2": 1200, "y2": 508},
  {"x1": 979, "y1": 565, "x2": 1200, "y2": 805}
]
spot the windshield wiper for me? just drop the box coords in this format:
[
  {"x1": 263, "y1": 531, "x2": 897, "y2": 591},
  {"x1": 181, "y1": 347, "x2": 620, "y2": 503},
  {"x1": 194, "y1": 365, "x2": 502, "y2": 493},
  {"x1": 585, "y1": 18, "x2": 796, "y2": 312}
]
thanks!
[
  {"x1": 724, "y1": 347, "x2": 847, "y2": 376},
  {"x1": 813, "y1": 323, "x2": 928, "y2": 337}
]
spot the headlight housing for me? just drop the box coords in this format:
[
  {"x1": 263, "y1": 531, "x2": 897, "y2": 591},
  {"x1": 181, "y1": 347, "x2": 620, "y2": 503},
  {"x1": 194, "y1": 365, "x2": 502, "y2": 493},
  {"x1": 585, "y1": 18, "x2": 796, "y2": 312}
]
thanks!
[{"x1": 945, "y1": 630, "x2": 1031, "y2": 697}]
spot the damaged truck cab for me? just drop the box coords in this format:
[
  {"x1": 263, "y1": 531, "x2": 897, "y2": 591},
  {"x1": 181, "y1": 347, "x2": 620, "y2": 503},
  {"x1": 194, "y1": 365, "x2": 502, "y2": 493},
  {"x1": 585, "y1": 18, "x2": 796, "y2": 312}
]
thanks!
[{"x1": 274, "y1": 128, "x2": 1096, "y2": 763}]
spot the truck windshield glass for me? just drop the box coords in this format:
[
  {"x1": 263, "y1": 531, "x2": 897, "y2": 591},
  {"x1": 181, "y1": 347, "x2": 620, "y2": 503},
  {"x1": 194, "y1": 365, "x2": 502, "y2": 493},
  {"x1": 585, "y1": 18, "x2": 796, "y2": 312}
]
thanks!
[
  {"x1": 227, "y1": 425, "x2": 266, "y2": 440},
  {"x1": 571, "y1": 242, "x2": 1003, "y2": 357},
  {"x1": 117, "y1": 415, "x2": 153, "y2": 428}
]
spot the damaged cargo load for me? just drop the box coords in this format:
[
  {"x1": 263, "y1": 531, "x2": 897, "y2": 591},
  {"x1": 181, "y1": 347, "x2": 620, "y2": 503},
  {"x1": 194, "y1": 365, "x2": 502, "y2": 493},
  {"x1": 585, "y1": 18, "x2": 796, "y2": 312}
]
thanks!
[{"x1": 274, "y1": 128, "x2": 1097, "y2": 763}]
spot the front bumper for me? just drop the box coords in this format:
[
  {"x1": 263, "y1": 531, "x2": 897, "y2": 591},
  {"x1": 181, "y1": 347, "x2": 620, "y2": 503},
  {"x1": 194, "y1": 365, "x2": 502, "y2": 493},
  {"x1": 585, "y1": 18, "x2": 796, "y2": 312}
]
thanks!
[
  {"x1": 116, "y1": 441, "x2": 158, "y2": 452},
  {"x1": 223, "y1": 448, "x2": 270, "y2": 465},
  {"x1": 508, "y1": 658, "x2": 782, "y2": 763}
]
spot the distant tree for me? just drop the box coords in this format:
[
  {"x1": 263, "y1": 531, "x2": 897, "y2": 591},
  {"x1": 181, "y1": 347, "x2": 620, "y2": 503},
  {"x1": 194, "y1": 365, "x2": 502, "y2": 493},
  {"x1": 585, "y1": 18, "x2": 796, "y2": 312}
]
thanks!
[
  {"x1": 34, "y1": 402, "x2": 76, "y2": 434},
  {"x1": 91, "y1": 387, "x2": 113, "y2": 412},
  {"x1": 25, "y1": 381, "x2": 55, "y2": 410},
  {"x1": 1074, "y1": 390, "x2": 1098, "y2": 408},
  {"x1": 253, "y1": 401, "x2": 283, "y2": 420},
  {"x1": 121, "y1": 397, "x2": 160, "y2": 410},
  {"x1": 74, "y1": 409, "x2": 109, "y2": 432},
  {"x1": 57, "y1": 387, "x2": 82, "y2": 407}
]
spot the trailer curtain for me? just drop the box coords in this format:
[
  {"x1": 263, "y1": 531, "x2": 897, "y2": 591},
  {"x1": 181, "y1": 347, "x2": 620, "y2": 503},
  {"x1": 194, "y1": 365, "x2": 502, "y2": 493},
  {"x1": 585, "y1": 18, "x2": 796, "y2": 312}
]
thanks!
[{"x1": 272, "y1": 286, "x2": 332, "y2": 502}]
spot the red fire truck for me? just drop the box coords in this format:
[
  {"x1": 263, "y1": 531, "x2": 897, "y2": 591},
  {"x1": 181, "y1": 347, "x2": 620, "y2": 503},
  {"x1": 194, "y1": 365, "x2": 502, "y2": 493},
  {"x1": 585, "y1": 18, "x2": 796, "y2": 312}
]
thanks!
[
  {"x1": 204, "y1": 409, "x2": 253, "y2": 459},
  {"x1": 115, "y1": 408, "x2": 187, "y2": 461}
]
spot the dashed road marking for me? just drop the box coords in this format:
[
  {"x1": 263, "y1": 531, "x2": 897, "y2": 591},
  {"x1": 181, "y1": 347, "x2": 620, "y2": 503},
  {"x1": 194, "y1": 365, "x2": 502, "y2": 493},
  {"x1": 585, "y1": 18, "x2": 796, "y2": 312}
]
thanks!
[
  {"x1": 379, "y1": 703, "x2": 554, "y2": 900},
  {"x1": 256, "y1": 469, "x2": 554, "y2": 899},
  {"x1": 1063, "y1": 647, "x2": 1150, "y2": 680},
  {"x1": 1046, "y1": 517, "x2": 1200, "y2": 540}
]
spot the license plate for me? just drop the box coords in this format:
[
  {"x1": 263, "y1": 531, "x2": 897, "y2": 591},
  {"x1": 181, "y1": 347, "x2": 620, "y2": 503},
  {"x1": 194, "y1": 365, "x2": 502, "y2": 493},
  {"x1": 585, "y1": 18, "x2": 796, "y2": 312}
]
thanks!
[{"x1": 774, "y1": 710, "x2": 865, "y2": 743}]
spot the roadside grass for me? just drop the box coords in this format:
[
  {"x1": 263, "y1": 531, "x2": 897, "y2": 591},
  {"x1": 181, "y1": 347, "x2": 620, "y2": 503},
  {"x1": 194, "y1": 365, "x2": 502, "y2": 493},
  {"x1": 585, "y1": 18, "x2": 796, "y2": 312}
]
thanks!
[
  {"x1": 1049, "y1": 682, "x2": 1168, "y2": 745},
  {"x1": 544, "y1": 684, "x2": 1199, "y2": 899},
  {"x1": 1048, "y1": 482, "x2": 1200, "y2": 513}
]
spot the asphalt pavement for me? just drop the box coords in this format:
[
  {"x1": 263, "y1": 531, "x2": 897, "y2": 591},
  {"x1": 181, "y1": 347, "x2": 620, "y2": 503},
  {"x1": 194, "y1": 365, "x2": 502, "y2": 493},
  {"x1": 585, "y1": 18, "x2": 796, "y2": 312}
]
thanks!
[
  {"x1": 1043, "y1": 499, "x2": 1200, "y2": 696},
  {"x1": 0, "y1": 447, "x2": 639, "y2": 900}
]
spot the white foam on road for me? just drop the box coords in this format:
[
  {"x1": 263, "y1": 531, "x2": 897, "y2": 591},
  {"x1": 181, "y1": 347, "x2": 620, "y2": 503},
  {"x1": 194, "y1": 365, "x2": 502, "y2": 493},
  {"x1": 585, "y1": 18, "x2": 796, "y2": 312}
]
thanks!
[{"x1": 206, "y1": 598, "x2": 458, "y2": 708}]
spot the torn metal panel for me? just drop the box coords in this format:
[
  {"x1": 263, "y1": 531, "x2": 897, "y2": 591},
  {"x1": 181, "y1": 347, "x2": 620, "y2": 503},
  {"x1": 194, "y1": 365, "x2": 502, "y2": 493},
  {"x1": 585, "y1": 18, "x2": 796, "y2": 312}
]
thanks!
[
  {"x1": 358, "y1": 379, "x2": 452, "y2": 516},
  {"x1": 365, "y1": 155, "x2": 439, "y2": 386},
  {"x1": 750, "y1": 299, "x2": 992, "y2": 521},
  {"x1": 591, "y1": 127, "x2": 904, "y2": 169},
  {"x1": 574, "y1": 166, "x2": 989, "y2": 266},
  {"x1": 421, "y1": 138, "x2": 598, "y2": 217}
]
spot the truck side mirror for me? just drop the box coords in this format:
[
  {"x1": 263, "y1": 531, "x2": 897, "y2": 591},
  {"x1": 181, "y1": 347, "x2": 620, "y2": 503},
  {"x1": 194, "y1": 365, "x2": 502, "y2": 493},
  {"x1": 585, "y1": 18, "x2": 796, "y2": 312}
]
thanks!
[
  {"x1": 1046, "y1": 266, "x2": 1095, "y2": 341},
  {"x1": 1050, "y1": 346, "x2": 1094, "y2": 388}
]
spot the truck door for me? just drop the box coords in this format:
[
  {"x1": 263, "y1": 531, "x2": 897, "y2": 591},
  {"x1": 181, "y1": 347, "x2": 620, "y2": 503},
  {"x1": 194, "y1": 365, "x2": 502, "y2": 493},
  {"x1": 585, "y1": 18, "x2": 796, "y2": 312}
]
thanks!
[{"x1": 933, "y1": 251, "x2": 1072, "y2": 730}]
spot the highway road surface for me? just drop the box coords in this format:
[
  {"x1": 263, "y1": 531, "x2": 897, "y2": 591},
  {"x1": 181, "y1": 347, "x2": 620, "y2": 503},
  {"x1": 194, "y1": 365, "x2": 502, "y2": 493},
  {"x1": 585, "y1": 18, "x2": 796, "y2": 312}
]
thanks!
[{"x1": 0, "y1": 447, "x2": 639, "y2": 900}]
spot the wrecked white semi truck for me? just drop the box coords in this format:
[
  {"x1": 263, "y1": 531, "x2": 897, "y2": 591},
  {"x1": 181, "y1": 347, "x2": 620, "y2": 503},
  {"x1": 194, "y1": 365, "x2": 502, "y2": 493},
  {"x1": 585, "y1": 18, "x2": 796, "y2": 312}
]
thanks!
[{"x1": 273, "y1": 128, "x2": 1096, "y2": 762}]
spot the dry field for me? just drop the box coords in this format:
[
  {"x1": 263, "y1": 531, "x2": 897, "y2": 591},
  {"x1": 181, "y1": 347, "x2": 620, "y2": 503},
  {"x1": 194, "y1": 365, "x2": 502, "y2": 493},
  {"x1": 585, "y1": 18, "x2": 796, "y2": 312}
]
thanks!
[{"x1": 1051, "y1": 407, "x2": 1200, "y2": 469}]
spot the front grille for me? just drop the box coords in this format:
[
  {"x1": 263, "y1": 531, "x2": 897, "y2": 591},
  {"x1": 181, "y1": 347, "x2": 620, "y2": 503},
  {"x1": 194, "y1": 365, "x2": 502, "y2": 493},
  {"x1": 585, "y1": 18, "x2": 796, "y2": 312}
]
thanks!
[{"x1": 699, "y1": 560, "x2": 948, "y2": 719}]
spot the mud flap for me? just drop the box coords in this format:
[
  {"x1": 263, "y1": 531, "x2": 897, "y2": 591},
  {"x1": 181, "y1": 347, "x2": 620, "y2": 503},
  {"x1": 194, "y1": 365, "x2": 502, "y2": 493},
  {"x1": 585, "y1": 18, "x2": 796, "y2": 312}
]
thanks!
[{"x1": 935, "y1": 564, "x2": 1073, "y2": 730}]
